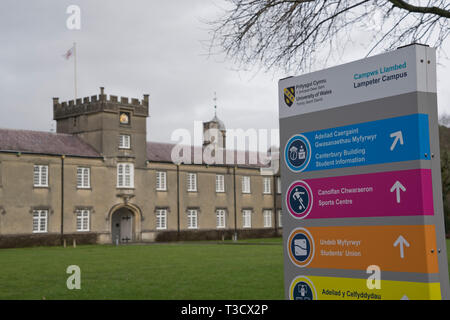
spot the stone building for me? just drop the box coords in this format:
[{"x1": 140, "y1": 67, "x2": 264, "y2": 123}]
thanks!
[{"x1": 0, "y1": 88, "x2": 281, "y2": 247}]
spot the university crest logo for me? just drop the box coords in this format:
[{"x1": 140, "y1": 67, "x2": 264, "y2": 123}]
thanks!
[{"x1": 284, "y1": 87, "x2": 295, "y2": 107}]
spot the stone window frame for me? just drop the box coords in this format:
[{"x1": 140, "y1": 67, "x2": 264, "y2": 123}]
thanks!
[
  {"x1": 262, "y1": 209, "x2": 273, "y2": 228},
  {"x1": 187, "y1": 172, "x2": 198, "y2": 192},
  {"x1": 263, "y1": 177, "x2": 272, "y2": 194},
  {"x1": 242, "y1": 208, "x2": 252, "y2": 228},
  {"x1": 215, "y1": 208, "x2": 227, "y2": 229},
  {"x1": 119, "y1": 134, "x2": 131, "y2": 150},
  {"x1": 73, "y1": 206, "x2": 95, "y2": 232},
  {"x1": 30, "y1": 207, "x2": 52, "y2": 233},
  {"x1": 33, "y1": 164, "x2": 49, "y2": 188},
  {"x1": 187, "y1": 207, "x2": 200, "y2": 229},
  {"x1": 215, "y1": 174, "x2": 225, "y2": 193},
  {"x1": 156, "y1": 171, "x2": 167, "y2": 191},
  {"x1": 155, "y1": 207, "x2": 169, "y2": 230},
  {"x1": 241, "y1": 176, "x2": 251, "y2": 194},
  {"x1": 75, "y1": 208, "x2": 90, "y2": 232},
  {"x1": 76, "y1": 166, "x2": 91, "y2": 189},
  {"x1": 117, "y1": 163, "x2": 134, "y2": 188}
]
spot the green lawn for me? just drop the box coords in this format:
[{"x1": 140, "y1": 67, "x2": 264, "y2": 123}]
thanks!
[
  {"x1": 0, "y1": 239, "x2": 284, "y2": 300},
  {"x1": 0, "y1": 238, "x2": 448, "y2": 300}
]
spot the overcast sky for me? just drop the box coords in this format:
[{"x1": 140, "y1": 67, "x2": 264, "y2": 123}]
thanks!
[{"x1": 1, "y1": 0, "x2": 449, "y2": 148}]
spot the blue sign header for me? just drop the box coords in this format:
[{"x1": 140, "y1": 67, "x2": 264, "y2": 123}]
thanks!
[{"x1": 284, "y1": 113, "x2": 430, "y2": 172}]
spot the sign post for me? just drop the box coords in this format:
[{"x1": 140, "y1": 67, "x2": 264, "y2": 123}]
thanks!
[{"x1": 279, "y1": 44, "x2": 450, "y2": 300}]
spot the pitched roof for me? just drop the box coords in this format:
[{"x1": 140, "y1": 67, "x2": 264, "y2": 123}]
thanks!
[
  {"x1": 146, "y1": 141, "x2": 175, "y2": 163},
  {"x1": 0, "y1": 128, "x2": 272, "y2": 168},
  {"x1": 146, "y1": 141, "x2": 271, "y2": 168},
  {"x1": 0, "y1": 128, "x2": 101, "y2": 158}
]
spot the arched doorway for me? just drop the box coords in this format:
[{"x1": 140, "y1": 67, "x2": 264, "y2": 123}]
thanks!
[
  {"x1": 111, "y1": 207, "x2": 135, "y2": 244},
  {"x1": 108, "y1": 203, "x2": 143, "y2": 244}
]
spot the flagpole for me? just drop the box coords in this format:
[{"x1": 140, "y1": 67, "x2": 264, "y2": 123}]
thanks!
[{"x1": 74, "y1": 42, "x2": 77, "y2": 100}]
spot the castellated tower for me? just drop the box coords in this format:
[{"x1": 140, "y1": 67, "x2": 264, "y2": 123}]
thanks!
[{"x1": 53, "y1": 87, "x2": 149, "y2": 168}]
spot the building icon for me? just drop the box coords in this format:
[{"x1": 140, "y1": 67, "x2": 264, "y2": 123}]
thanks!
[{"x1": 0, "y1": 88, "x2": 281, "y2": 247}]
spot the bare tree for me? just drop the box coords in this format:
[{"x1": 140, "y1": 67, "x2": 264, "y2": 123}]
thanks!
[
  {"x1": 441, "y1": 149, "x2": 450, "y2": 234},
  {"x1": 439, "y1": 113, "x2": 450, "y2": 127},
  {"x1": 208, "y1": 0, "x2": 450, "y2": 72}
]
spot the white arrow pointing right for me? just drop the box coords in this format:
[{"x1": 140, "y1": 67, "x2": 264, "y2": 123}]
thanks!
[{"x1": 394, "y1": 235, "x2": 410, "y2": 259}]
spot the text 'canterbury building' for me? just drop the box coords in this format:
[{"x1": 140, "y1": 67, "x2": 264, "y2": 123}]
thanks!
[{"x1": 0, "y1": 88, "x2": 281, "y2": 248}]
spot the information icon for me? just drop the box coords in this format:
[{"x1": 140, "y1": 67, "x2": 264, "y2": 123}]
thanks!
[
  {"x1": 286, "y1": 180, "x2": 313, "y2": 219},
  {"x1": 288, "y1": 228, "x2": 315, "y2": 267},
  {"x1": 285, "y1": 134, "x2": 311, "y2": 172}
]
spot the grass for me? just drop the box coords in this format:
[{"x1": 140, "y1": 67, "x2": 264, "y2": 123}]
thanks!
[
  {"x1": 0, "y1": 238, "x2": 448, "y2": 300},
  {"x1": 0, "y1": 238, "x2": 284, "y2": 300}
]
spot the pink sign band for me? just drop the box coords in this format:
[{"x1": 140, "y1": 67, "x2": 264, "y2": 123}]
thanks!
[{"x1": 286, "y1": 169, "x2": 434, "y2": 219}]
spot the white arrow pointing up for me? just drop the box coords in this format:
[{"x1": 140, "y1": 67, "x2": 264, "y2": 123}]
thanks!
[
  {"x1": 390, "y1": 131, "x2": 404, "y2": 151},
  {"x1": 390, "y1": 181, "x2": 406, "y2": 203},
  {"x1": 394, "y1": 235, "x2": 410, "y2": 259}
]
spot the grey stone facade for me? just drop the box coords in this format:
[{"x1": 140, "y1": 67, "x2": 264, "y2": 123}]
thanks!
[{"x1": 0, "y1": 88, "x2": 281, "y2": 247}]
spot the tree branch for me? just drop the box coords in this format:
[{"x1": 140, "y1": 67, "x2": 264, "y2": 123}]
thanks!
[
  {"x1": 206, "y1": 0, "x2": 449, "y2": 73},
  {"x1": 386, "y1": 0, "x2": 450, "y2": 18}
]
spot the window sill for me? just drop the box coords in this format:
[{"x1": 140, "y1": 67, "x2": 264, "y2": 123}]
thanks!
[
  {"x1": 156, "y1": 189, "x2": 167, "y2": 192},
  {"x1": 77, "y1": 187, "x2": 92, "y2": 190}
]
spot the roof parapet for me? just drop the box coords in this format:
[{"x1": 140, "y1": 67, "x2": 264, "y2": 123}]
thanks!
[{"x1": 53, "y1": 87, "x2": 150, "y2": 120}]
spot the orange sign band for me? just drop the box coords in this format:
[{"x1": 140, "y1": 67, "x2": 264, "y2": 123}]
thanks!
[{"x1": 287, "y1": 225, "x2": 438, "y2": 274}]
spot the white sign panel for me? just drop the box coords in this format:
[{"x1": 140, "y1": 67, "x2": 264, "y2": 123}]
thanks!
[{"x1": 279, "y1": 44, "x2": 436, "y2": 119}]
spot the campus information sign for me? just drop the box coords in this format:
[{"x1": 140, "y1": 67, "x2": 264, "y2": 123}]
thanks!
[{"x1": 279, "y1": 44, "x2": 450, "y2": 300}]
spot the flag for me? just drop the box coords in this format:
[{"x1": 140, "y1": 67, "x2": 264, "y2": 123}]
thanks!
[
  {"x1": 62, "y1": 43, "x2": 78, "y2": 100},
  {"x1": 62, "y1": 46, "x2": 75, "y2": 60}
]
